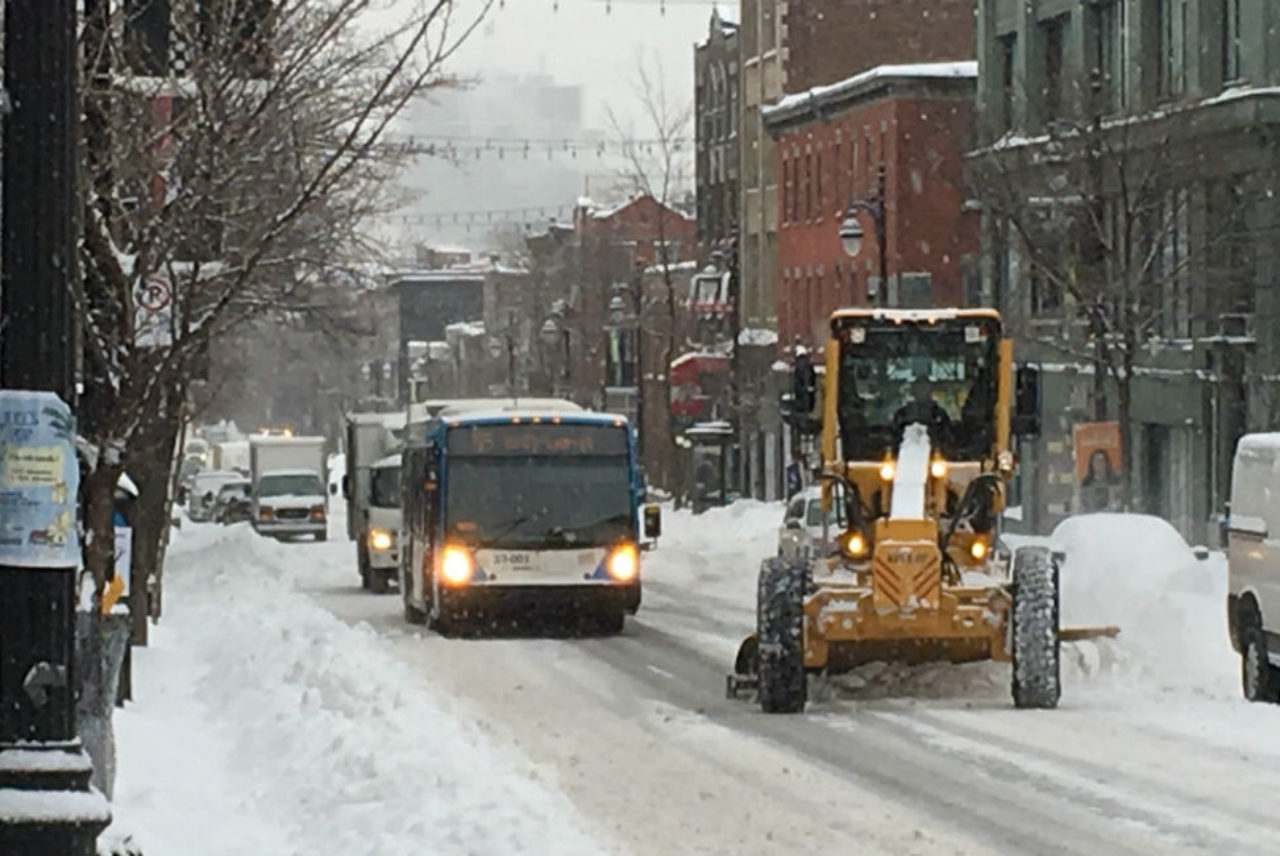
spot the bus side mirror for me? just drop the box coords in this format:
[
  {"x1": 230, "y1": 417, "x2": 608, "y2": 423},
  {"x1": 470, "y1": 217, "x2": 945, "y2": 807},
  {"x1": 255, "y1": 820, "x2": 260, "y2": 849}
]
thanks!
[
  {"x1": 643, "y1": 504, "x2": 662, "y2": 539},
  {"x1": 341, "y1": 475, "x2": 350, "y2": 499},
  {"x1": 1012, "y1": 365, "x2": 1041, "y2": 437}
]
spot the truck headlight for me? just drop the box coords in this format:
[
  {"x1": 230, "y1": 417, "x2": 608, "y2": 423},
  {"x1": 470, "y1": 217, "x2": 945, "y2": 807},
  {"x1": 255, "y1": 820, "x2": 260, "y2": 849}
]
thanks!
[
  {"x1": 258, "y1": 507, "x2": 274, "y2": 521},
  {"x1": 369, "y1": 528, "x2": 394, "y2": 551},
  {"x1": 441, "y1": 545, "x2": 474, "y2": 586},
  {"x1": 309, "y1": 506, "x2": 325, "y2": 521},
  {"x1": 839, "y1": 530, "x2": 868, "y2": 559},
  {"x1": 606, "y1": 543, "x2": 639, "y2": 582}
]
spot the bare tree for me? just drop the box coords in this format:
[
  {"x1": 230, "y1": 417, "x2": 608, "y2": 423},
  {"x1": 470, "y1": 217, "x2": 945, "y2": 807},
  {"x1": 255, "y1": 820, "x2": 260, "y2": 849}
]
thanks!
[
  {"x1": 73, "y1": 0, "x2": 490, "y2": 792},
  {"x1": 606, "y1": 53, "x2": 694, "y2": 486},
  {"x1": 970, "y1": 97, "x2": 1267, "y2": 510}
]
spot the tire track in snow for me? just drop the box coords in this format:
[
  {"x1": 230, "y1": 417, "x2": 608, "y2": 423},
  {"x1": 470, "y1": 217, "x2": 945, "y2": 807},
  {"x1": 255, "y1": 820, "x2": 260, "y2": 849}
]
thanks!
[{"x1": 582, "y1": 618, "x2": 1241, "y2": 856}]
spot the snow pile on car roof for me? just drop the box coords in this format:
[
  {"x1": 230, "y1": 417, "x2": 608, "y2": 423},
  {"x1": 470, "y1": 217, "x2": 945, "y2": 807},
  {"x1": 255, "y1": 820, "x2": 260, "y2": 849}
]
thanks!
[{"x1": 1051, "y1": 513, "x2": 1235, "y2": 697}]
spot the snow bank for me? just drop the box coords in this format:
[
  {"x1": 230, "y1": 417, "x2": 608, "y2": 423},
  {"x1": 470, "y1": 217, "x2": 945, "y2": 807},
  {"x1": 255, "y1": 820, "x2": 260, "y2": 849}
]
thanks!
[
  {"x1": 1051, "y1": 513, "x2": 1236, "y2": 697},
  {"x1": 651, "y1": 499, "x2": 781, "y2": 609},
  {"x1": 110, "y1": 524, "x2": 597, "y2": 856}
]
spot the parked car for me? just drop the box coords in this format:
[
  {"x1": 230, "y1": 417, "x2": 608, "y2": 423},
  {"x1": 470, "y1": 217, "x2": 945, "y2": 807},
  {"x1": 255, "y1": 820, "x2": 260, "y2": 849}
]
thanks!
[
  {"x1": 777, "y1": 485, "x2": 845, "y2": 561},
  {"x1": 214, "y1": 480, "x2": 252, "y2": 525},
  {"x1": 188, "y1": 470, "x2": 246, "y2": 522}
]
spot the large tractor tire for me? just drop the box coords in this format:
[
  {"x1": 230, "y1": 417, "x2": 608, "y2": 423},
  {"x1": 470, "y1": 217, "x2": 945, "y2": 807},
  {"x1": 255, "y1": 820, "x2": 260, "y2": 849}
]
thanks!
[
  {"x1": 757, "y1": 557, "x2": 807, "y2": 714},
  {"x1": 1010, "y1": 546, "x2": 1061, "y2": 710},
  {"x1": 1241, "y1": 625, "x2": 1280, "y2": 703}
]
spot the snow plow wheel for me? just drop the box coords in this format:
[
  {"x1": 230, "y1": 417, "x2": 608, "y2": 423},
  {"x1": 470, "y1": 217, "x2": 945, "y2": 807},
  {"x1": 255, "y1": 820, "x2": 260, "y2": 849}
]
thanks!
[
  {"x1": 757, "y1": 557, "x2": 807, "y2": 714},
  {"x1": 1241, "y1": 626, "x2": 1280, "y2": 703},
  {"x1": 1010, "y1": 546, "x2": 1061, "y2": 710}
]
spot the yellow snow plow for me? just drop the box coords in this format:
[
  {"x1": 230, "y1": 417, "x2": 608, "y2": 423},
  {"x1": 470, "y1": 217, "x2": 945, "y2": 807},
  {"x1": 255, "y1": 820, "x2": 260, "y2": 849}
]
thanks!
[{"x1": 727, "y1": 308, "x2": 1119, "y2": 712}]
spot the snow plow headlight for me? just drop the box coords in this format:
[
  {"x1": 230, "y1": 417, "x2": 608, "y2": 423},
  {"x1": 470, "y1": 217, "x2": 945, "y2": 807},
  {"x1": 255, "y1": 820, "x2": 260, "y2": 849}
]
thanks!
[
  {"x1": 839, "y1": 530, "x2": 868, "y2": 559},
  {"x1": 369, "y1": 528, "x2": 394, "y2": 551},
  {"x1": 606, "y1": 543, "x2": 639, "y2": 582},
  {"x1": 441, "y1": 545, "x2": 474, "y2": 586},
  {"x1": 970, "y1": 539, "x2": 989, "y2": 561},
  {"x1": 929, "y1": 458, "x2": 948, "y2": 479},
  {"x1": 878, "y1": 461, "x2": 896, "y2": 482}
]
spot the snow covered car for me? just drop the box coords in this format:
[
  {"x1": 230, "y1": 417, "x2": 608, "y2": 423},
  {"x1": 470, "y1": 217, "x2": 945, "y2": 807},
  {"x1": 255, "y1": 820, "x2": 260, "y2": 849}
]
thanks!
[
  {"x1": 252, "y1": 469, "x2": 328, "y2": 541},
  {"x1": 214, "y1": 480, "x2": 253, "y2": 525},
  {"x1": 776, "y1": 485, "x2": 845, "y2": 561},
  {"x1": 188, "y1": 470, "x2": 247, "y2": 522}
]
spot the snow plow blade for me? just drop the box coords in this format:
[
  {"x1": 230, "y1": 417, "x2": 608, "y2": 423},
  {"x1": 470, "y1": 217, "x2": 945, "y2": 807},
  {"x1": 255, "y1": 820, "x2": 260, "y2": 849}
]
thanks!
[{"x1": 1059, "y1": 625, "x2": 1120, "y2": 642}]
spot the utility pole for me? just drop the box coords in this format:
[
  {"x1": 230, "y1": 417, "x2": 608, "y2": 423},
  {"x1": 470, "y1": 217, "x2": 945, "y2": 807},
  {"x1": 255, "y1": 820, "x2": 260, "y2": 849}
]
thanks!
[{"x1": 0, "y1": 0, "x2": 111, "y2": 852}]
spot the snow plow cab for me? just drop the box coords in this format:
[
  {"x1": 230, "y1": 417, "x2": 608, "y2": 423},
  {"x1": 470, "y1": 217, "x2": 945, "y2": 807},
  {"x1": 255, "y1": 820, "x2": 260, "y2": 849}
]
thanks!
[{"x1": 729, "y1": 308, "x2": 1112, "y2": 713}]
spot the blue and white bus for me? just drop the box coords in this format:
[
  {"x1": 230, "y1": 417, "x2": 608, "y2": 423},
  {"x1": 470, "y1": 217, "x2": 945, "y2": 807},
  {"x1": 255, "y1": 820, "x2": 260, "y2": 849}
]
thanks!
[{"x1": 400, "y1": 407, "x2": 661, "y2": 633}]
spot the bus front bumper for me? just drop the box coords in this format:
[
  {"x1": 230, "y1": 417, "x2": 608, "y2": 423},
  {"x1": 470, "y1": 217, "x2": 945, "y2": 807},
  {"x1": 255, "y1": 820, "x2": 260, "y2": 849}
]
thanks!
[{"x1": 439, "y1": 582, "x2": 641, "y2": 616}]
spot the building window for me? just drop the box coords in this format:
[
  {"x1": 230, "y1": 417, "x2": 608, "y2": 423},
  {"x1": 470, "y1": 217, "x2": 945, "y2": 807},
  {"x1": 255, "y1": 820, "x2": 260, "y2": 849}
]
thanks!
[
  {"x1": 1223, "y1": 0, "x2": 1242, "y2": 83},
  {"x1": 1156, "y1": 0, "x2": 1188, "y2": 100},
  {"x1": 1040, "y1": 15, "x2": 1067, "y2": 123},
  {"x1": 1030, "y1": 265, "x2": 1062, "y2": 314},
  {"x1": 1087, "y1": 1, "x2": 1124, "y2": 111},
  {"x1": 999, "y1": 33, "x2": 1017, "y2": 130},
  {"x1": 805, "y1": 150, "x2": 813, "y2": 220},
  {"x1": 815, "y1": 150, "x2": 824, "y2": 219}
]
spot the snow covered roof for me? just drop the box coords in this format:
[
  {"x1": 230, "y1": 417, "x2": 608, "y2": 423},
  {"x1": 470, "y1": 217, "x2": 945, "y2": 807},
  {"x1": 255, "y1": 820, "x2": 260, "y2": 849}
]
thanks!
[
  {"x1": 390, "y1": 269, "x2": 486, "y2": 284},
  {"x1": 738, "y1": 328, "x2": 778, "y2": 347},
  {"x1": 445, "y1": 321, "x2": 485, "y2": 337},
  {"x1": 645, "y1": 259, "x2": 699, "y2": 275},
  {"x1": 259, "y1": 468, "x2": 325, "y2": 478},
  {"x1": 763, "y1": 61, "x2": 977, "y2": 127},
  {"x1": 372, "y1": 453, "x2": 403, "y2": 469}
]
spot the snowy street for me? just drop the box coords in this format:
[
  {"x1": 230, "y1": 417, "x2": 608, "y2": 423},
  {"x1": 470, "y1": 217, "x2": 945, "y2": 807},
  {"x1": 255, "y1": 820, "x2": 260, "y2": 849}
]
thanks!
[{"x1": 105, "y1": 504, "x2": 1280, "y2": 856}]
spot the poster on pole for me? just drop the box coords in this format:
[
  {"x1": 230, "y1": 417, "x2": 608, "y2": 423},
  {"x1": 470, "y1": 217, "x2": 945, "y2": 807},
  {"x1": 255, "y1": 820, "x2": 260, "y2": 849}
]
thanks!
[
  {"x1": 0, "y1": 390, "x2": 80, "y2": 568},
  {"x1": 1074, "y1": 420, "x2": 1121, "y2": 512}
]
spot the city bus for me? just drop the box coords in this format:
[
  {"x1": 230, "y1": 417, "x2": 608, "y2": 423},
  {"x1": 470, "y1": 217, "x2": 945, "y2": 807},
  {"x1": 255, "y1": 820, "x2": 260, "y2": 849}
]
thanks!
[{"x1": 400, "y1": 407, "x2": 661, "y2": 634}]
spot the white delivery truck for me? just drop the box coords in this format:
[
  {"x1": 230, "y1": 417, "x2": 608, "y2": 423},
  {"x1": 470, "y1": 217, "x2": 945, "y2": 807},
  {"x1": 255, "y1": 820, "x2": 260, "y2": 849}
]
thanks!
[
  {"x1": 249, "y1": 435, "x2": 328, "y2": 541},
  {"x1": 344, "y1": 412, "x2": 406, "y2": 592},
  {"x1": 212, "y1": 439, "x2": 251, "y2": 476}
]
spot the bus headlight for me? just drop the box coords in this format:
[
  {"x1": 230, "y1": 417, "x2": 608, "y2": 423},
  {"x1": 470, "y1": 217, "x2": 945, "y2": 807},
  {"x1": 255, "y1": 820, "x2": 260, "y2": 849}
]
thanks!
[
  {"x1": 606, "y1": 543, "x2": 639, "y2": 582},
  {"x1": 369, "y1": 528, "x2": 394, "y2": 552},
  {"x1": 839, "y1": 530, "x2": 868, "y2": 559},
  {"x1": 440, "y1": 545, "x2": 474, "y2": 586}
]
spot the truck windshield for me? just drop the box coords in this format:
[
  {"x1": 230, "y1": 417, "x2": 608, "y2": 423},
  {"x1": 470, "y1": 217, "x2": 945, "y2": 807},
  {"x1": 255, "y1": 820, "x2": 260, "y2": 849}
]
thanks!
[
  {"x1": 258, "y1": 474, "x2": 323, "y2": 498},
  {"x1": 837, "y1": 320, "x2": 998, "y2": 460},
  {"x1": 445, "y1": 457, "x2": 632, "y2": 549},
  {"x1": 370, "y1": 466, "x2": 400, "y2": 509}
]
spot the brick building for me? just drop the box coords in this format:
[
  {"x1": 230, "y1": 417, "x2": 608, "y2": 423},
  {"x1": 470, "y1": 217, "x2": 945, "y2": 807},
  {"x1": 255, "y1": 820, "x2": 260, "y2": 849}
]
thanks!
[
  {"x1": 574, "y1": 194, "x2": 697, "y2": 270},
  {"x1": 695, "y1": 9, "x2": 739, "y2": 263},
  {"x1": 785, "y1": 0, "x2": 977, "y2": 92},
  {"x1": 763, "y1": 62, "x2": 979, "y2": 347}
]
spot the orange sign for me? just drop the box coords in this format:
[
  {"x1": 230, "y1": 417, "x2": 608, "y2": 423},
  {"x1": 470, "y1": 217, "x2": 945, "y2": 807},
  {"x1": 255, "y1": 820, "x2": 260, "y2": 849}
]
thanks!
[{"x1": 1074, "y1": 421, "x2": 1121, "y2": 486}]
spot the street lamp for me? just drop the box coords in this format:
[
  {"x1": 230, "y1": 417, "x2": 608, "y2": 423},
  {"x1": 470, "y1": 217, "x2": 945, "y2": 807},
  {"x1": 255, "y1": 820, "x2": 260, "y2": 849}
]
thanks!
[
  {"x1": 840, "y1": 164, "x2": 888, "y2": 306},
  {"x1": 606, "y1": 281, "x2": 644, "y2": 456}
]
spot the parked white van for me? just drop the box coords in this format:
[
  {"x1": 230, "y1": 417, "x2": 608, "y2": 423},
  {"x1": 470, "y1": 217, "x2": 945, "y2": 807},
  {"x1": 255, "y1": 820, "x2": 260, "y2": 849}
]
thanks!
[{"x1": 1227, "y1": 433, "x2": 1280, "y2": 701}]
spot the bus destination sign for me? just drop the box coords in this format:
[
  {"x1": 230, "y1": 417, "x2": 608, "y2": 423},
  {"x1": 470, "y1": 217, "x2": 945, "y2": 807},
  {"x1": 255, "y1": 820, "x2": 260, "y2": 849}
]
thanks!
[{"x1": 449, "y1": 423, "x2": 628, "y2": 456}]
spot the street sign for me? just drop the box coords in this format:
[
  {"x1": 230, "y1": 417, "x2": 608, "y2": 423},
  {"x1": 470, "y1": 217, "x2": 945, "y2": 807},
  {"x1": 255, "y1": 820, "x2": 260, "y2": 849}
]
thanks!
[{"x1": 134, "y1": 274, "x2": 173, "y2": 347}]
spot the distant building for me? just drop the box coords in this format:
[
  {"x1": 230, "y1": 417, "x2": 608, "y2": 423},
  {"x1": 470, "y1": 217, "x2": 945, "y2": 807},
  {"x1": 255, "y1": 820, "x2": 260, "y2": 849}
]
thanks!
[
  {"x1": 387, "y1": 270, "x2": 486, "y2": 402},
  {"x1": 574, "y1": 194, "x2": 698, "y2": 270},
  {"x1": 764, "y1": 62, "x2": 979, "y2": 347},
  {"x1": 695, "y1": 9, "x2": 739, "y2": 263}
]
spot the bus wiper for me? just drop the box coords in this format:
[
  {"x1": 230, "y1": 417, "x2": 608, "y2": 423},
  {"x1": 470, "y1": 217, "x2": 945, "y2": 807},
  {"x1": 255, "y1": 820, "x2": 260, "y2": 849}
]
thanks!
[{"x1": 484, "y1": 514, "x2": 530, "y2": 542}]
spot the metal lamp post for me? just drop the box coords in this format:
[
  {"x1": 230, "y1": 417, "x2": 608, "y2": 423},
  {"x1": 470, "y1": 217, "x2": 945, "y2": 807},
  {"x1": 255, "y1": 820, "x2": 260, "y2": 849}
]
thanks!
[
  {"x1": 608, "y1": 284, "x2": 644, "y2": 457},
  {"x1": 839, "y1": 164, "x2": 888, "y2": 306}
]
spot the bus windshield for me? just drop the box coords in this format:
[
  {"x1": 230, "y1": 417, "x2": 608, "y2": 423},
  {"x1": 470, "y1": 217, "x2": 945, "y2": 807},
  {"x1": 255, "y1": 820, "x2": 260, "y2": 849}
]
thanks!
[{"x1": 445, "y1": 456, "x2": 632, "y2": 548}]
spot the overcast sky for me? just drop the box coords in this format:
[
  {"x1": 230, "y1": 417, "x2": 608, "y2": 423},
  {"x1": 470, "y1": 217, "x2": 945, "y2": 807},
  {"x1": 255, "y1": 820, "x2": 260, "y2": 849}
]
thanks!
[{"x1": 367, "y1": 0, "x2": 731, "y2": 129}]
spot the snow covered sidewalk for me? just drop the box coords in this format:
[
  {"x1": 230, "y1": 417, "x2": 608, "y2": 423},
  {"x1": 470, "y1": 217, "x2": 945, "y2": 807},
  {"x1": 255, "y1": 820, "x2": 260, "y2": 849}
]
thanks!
[{"x1": 104, "y1": 524, "x2": 599, "y2": 856}]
